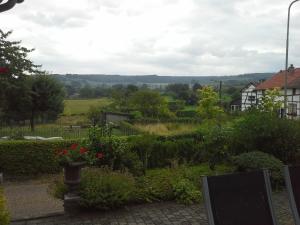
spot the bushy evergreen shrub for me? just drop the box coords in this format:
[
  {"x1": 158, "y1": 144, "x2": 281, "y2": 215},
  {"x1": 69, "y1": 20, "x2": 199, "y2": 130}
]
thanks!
[
  {"x1": 233, "y1": 151, "x2": 284, "y2": 188},
  {"x1": 229, "y1": 112, "x2": 300, "y2": 163}
]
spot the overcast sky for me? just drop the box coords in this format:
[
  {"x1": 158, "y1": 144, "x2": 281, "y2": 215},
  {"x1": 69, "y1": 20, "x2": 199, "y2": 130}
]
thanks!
[{"x1": 1, "y1": 0, "x2": 300, "y2": 76}]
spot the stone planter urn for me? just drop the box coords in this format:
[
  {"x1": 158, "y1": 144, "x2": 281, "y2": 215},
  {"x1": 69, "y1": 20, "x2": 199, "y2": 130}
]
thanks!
[{"x1": 63, "y1": 161, "x2": 85, "y2": 214}]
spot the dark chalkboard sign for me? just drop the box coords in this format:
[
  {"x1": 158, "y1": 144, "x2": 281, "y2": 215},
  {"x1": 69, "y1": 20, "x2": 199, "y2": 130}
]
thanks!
[
  {"x1": 285, "y1": 165, "x2": 300, "y2": 225},
  {"x1": 203, "y1": 170, "x2": 278, "y2": 225}
]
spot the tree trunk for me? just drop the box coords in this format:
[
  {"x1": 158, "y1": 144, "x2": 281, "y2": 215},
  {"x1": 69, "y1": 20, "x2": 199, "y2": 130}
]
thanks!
[{"x1": 30, "y1": 110, "x2": 35, "y2": 132}]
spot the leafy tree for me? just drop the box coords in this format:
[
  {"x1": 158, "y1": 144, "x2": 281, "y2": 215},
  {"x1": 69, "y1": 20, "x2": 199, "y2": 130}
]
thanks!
[
  {"x1": 0, "y1": 30, "x2": 41, "y2": 125},
  {"x1": 166, "y1": 84, "x2": 190, "y2": 102},
  {"x1": 29, "y1": 75, "x2": 65, "y2": 130},
  {"x1": 192, "y1": 83, "x2": 202, "y2": 92},
  {"x1": 87, "y1": 105, "x2": 105, "y2": 126},
  {"x1": 130, "y1": 90, "x2": 172, "y2": 118},
  {"x1": 258, "y1": 88, "x2": 282, "y2": 115},
  {"x1": 111, "y1": 84, "x2": 139, "y2": 112},
  {"x1": 79, "y1": 85, "x2": 95, "y2": 98},
  {"x1": 197, "y1": 86, "x2": 224, "y2": 120}
]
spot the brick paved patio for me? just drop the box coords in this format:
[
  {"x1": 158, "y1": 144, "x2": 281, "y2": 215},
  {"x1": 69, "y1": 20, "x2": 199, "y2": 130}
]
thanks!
[{"x1": 10, "y1": 192, "x2": 294, "y2": 225}]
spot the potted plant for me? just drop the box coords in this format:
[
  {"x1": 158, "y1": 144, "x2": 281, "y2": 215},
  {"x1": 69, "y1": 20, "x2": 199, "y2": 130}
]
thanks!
[
  {"x1": 57, "y1": 144, "x2": 90, "y2": 192},
  {"x1": 56, "y1": 143, "x2": 105, "y2": 213}
]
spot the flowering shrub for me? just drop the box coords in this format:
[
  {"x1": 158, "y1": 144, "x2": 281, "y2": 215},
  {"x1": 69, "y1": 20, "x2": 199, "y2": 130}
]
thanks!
[
  {"x1": 56, "y1": 143, "x2": 104, "y2": 165},
  {"x1": 87, "y1": 127, "x2": 143, "y2": 174}
]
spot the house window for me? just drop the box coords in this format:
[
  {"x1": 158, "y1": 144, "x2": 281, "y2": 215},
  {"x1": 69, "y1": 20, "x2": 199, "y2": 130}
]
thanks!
[
  {"x1": 293, "y1": 88, "x2": 297, "y2": 95},
  {"x1": 288, "y1": 103, "x2": 297, "y2": 116},
  {"x1": 248, "y1": 96, "x2": 256, "y2": 101}
]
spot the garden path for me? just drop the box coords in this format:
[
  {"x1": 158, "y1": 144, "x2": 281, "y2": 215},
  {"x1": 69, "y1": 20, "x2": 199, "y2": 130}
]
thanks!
[
  {"x1": 3, "y1": 182, "x2": 295, "y2": 225},
  {"x1": 3, "y1": 182, "x2": 63, "y2": 221}
]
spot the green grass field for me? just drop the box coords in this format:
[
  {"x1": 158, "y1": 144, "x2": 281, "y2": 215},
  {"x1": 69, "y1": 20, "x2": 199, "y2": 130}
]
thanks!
[{"x1": 63, "y1": 98, "x2": 112, "y2": 116}]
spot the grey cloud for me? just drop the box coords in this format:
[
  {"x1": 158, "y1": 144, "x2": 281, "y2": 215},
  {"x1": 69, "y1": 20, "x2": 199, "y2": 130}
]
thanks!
[
  {"x1": 2, "y1": 0, "x2": 300, "y2": 75},
  {"x1": 19, "y1": 10, "x2": 92, "y2": 28}
]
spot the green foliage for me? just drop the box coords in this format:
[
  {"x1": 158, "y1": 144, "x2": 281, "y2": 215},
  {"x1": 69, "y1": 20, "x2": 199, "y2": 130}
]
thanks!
[
  {"x1": 197, "y1": 86, "x2": 224, "y2": 120},
  {"x1": 229, "y1": 111, "x2": 300, "y2": 163},
  {"x1": 233, "y1": 151, "x2": 284, "y2": 188},
  {"x1": 86, "y1": 129, "x2": 143, "y2": 175},
  {"x1": 130, "y1": 90, "x2": 173, "y2": 118},
  {"x1": 51, "y1": 164, "x2": 233, "y2": 207},
  {"x1": 176, "y1": 109, "x2": 198, "y2": 118},
  {"x1": 258, "y1": 88, "x2": 282, "y2": 114},
  {"x1": 0, "y1": 140, "x2": 78, "y2": 176},
  {"x1": 0, "y1": 30, "x2": 40, "y2": 124},
  {"x1": 29, "y1": 74, "x2": 65, "y2": 130},
  {"x1": 202, "y1": 125, "x2": 231, "y2": 170},
  {"x1": 87, "y1": 106, "x2": 104, "y2": 126},
  {"x1": 0, "y1": 188, "x2": 10, "y2": 225},
  {"x1": 172, "y1": 179, "x2": 202, "y2": 204},
  {"x1": 134, "y1": 164, "x2": 233, "y2": 204},
  {"x1": 130, "y1": 110, "x2": 143, "y2": 119},
  {"x1": 128, "y1": 135, "x2": 204, "y2": 169},
  {"x1": 168, "y1": 100, "x2": 185, "y2": 112},
  {"x1": 79, "y1": 169, "x2": 135, "y2": 209}
]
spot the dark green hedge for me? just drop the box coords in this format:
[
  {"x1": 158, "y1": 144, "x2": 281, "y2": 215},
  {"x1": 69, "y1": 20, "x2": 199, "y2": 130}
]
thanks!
[
  {"x1": 0, "y1": 140, "x2": 79, "y2": 177},
  {"x1": 176, "y1": 110, "x2": 198, "y2": 118}
]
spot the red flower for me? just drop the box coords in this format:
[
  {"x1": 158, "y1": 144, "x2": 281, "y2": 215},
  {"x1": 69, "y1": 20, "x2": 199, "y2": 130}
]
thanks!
[
  {"x1": 62, "y1": 149, "x2": 68, "y2": 155},
  {"x1": 70, "y1": 143, "x2": 78, "y2": 150},
  {"x1": 0, "y1": 67, "x2": 9, "y2": 74},
  {"x1": 96, "y1": 152, "x2": 104, "y2": 159},
  {"x1": 80, "y1": 147, "x2": 88, "y2": 154}
]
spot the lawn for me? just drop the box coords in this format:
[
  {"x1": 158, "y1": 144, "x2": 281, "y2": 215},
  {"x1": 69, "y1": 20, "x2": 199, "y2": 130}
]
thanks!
[
  {"x1": 132, "y1": 122, "x2": 200, "y2": 136},
  {"x1": 63, "y1": 98, "x2": 112, "y2": 116}
]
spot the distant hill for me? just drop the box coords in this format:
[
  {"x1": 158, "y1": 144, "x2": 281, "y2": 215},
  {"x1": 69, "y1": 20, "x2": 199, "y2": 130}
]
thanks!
[{"x1": 52, "y1": 73, "x2": 274, "y2": 87}]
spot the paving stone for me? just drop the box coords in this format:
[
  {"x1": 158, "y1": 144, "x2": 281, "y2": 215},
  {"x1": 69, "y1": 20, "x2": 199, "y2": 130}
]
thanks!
[{"x1": 7, "y1": 191, "x2": 295, "y2": 225}]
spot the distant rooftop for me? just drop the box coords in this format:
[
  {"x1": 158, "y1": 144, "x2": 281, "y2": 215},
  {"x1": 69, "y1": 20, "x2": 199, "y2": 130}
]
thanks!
[{"x1": 256, "y1": 65, "x2": 300, "y2": 90}]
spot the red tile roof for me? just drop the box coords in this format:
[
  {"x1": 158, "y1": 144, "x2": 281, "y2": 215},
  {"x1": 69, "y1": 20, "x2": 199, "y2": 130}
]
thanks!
[{"x1": 256, "y1": 68, "x2": 300, "y2": 90}]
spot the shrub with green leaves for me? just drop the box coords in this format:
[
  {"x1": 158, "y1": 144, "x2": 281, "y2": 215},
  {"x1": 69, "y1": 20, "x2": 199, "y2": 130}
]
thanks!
[
  {"x1": 79, "y1": 169, "x2": 135, "y2": 209},
  {"x1": 229, "y1": 112, "x2": 300, "y2": 163},
  {"x1": 0, "y1": 188, "x2": 10, "y2": 225},
  {"x1": 52, "y1": 168, "x2": 135, "y2": 209},
  {"x1": 172, "y1": 179, "x2": 202, "y2": 204},
  {"x1": 129, "y1": 135, "x2": 204, "y2": 169},
  {"x1": 0, "y1": 139, "x2": 78, "y2": 177},
  {"x1": 233, "y1": 151, "x2": 284, "y2": 188},
  {"x1": 86, "y1": 133, "x2": 144, "y2": 176},
  {"x1": 51, "y1": 164, "x2": 233, "y2": 208}
]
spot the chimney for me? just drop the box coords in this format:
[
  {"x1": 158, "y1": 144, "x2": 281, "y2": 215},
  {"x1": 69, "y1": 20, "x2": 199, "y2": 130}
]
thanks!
[{"x1": 288, "y1": 64, "x2": 295, "y2": 73}]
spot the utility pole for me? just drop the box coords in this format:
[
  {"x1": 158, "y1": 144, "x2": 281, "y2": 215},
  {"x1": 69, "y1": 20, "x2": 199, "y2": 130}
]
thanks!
[{"x1": 284, "y1": 0, "x2": 300, "y2": 117}]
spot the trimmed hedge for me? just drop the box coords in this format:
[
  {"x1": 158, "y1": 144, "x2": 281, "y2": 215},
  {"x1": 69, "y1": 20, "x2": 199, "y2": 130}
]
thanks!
[
  {"x1": 176, "y1": 110, "x2": 198, "y2": 118},
  {"x1": 0, "y1": 132, "x2": 204, "y2": 177},
  {"x1": 0, "y1": 140, "x2": 79, "y2": 177}
]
